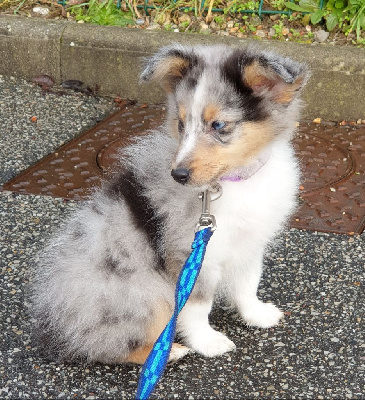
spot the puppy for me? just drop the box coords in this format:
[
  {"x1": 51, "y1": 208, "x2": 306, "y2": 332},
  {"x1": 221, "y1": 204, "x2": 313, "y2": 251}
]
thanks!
[{"x1": 32, "y1": 45, "x2": 308, "y2": 364}]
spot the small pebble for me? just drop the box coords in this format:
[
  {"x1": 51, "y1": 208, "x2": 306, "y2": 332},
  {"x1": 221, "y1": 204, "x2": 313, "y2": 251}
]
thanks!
[
  {"x1": 32, "y1": 6, "x2": 49, "y2": 15},
  {"x1": 314, "y1": 29, "x2": 329, "y2": 43}
]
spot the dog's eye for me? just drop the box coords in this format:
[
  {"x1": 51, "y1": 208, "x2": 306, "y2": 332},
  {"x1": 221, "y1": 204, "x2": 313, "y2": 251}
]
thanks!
[
  {"x1": 178, "y1": 120, "x2": 184, "y2": 131},
  {"x1": 211, "y1": 121, "x2": 226, "y2": 131}
]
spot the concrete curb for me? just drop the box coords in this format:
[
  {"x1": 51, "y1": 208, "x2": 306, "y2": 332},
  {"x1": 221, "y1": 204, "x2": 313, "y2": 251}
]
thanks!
[{"x1": 1, "y1": 15, "x2": 364, "y2": 120}]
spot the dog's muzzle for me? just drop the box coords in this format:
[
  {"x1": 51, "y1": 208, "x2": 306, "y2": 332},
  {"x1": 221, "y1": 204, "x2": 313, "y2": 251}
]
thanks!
[{"x1": 171, "y1": 168, "x2": 190, "y2": 185}]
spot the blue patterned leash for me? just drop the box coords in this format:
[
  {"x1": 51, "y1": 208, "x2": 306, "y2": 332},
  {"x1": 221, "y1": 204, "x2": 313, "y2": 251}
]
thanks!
[{"x1": 135, "y1": 184, "x2": 222, "y2": 400}]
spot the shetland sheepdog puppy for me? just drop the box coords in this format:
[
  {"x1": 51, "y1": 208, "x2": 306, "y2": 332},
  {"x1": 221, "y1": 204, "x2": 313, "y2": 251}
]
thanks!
[{"x1": 32, "y1": 45, "x2": 308, "y2": 364}]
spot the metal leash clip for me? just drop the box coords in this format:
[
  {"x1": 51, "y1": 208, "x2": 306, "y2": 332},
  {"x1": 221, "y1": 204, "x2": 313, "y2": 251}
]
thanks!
[{"x1": 195, "y1": 182, "x2": 222, "y2": 232}]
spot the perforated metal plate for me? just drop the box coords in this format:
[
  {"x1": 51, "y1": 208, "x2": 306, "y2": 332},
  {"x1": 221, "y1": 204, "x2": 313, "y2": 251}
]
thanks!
[
  {"x1": 2, "y1": 103, "x2": 365, "y2": 234},
  {"x1": 291, "y1": 122, "x2": 365, "y2": 234},
  {"x1": 2, "y1": 104, "x2": 165, "y2": 200}
]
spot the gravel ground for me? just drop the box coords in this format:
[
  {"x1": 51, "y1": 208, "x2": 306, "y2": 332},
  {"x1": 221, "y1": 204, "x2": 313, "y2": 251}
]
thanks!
[
  {"x1": 0, "y1": 76, "x2": 364, "y2": 399},
  {"x1": 0, "y1": 75, "x2": 114, "y2": 185}
]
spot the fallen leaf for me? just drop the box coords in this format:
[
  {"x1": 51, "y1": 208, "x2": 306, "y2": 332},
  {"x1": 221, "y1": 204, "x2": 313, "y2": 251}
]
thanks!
[
  {"x1": 32, "y1": 74, "x2": 55, "y2": 90},
  {"x1": 62, "y1": 80, "x2": 83, "y2": 90}
]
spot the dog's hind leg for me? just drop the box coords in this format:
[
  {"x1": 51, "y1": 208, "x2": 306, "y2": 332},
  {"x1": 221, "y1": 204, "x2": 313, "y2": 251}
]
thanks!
[
  {"x1": 125, "y1": 344, "x2": 154, "y2": 364},
  {"x1": 125, "y1": 343, "x2": 190, "y2": 365},
  {"x1": 125, "y1": 299, "x2": 190, "y2": 364}
]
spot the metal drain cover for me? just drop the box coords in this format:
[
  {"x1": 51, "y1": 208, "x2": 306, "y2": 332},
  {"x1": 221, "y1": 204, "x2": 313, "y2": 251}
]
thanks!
[
  {"x1": 291, "y1": 122, "x2": 365, "y2": 235},
  {"x1": 3, "y1": 104, "x2": 164, "y2": 200},
  {"x1": 2, "y1": 103, "x2": 365, "y2": 235}
]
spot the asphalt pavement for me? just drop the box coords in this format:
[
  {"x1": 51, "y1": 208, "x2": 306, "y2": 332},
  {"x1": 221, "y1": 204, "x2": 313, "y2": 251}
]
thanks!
[{"x1": 0, "y1": 75, "x2": 364, "y2": 399}]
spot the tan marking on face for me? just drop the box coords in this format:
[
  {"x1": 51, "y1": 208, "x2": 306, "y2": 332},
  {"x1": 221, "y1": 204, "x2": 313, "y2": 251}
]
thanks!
[
  {"x1": 179, "y1": 105, "x2": 186, "y2": 122},
  {"x1": 169, "y1": 105, "x2": 187, "y2": 140},
  {"x1": 203, "y1": 104, "x2": 220, "y2": 122},
  {"x1": 170, "y1": 123, "x2": 179, "y2": 139},
  {"x1": 171, "y1": 158, "x2": 178, "y2": 170},
  {"x1": 152, "y1": 56, "x2": 190, "y2": 92},
  {"x1": 187, "y1": 120, "x2": 274, "y2": 185},
  {"x1": 187, "y1": 145, "x2": 226, "y2": 185},
  {"x1": 167, "y1": 104, "x2": 186, "y2": 140}
]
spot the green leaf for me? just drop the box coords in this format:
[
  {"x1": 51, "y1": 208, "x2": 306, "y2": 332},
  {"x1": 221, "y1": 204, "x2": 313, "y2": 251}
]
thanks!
[
  {"x1": 326, "y1": 13, "x2": 339, "y2": 30},
  {"x1": 348, "y1": 0, "x2": 362, "y2": 5},
  {"x1": 334, "y1": 0, "x2": 345, "y2": 8},
  {"x1": 284, "y1": 1, "x2": 313, "y2": 11},
  {"x1": 299, "y1": 0, "x2": 320, "y2": 10},
  {"x1": 311, "y1": 9, "x2": 325, "y2": 23},
  {"x1": 332, "y1": 7, "x2": 344, "y2": 17},
  {"x1": 360, "y1": 13, "x2": 365, "y2": 29},
  {"x1": 326, "y1": 0, "x2": 336, "y2": 10}
]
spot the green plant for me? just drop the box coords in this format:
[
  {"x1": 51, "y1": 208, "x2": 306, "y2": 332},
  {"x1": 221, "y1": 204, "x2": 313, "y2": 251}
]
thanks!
[
  {"x1": 214, "y1": 14, "x2": 225, "y2": 24},
  {"x1": 179, "y1": 20, "x2": 191, "y2": 27},
  {"x1": 270, "y1": 0, "x2": 286, "y2": 10},
  {"x1": 354, "y1": 36, "x2": 365, "y2": 44},
  {"x1": 345, "y1": 0, "x2": 365, "y2": 39},
  {"x1": 284, "y1": 0, "x2": 365, "y2": 39},
  {"x1": 13, "y1": 0, "x2": 27, "y2": 13},
  {"x1": 288, "y1": 12, "x2": 303, "y2": 21},
  {"x1": 272, "y1": 20, "x2": 284, "y2": 35},
  {"x1": 69, "y1": 0, "x2": 135, "y2": 26},
  {"x1": 151, "y1": 0, "x2": 186, "y2": 24},
  {"x1": 224, "y1": 0, "x2": 260, "y2": 13}
]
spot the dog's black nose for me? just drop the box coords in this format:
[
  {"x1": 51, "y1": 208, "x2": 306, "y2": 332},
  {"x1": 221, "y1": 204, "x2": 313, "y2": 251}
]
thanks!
[{"x1": 171, "y1": 168, "x2": 190, "y2": 184}]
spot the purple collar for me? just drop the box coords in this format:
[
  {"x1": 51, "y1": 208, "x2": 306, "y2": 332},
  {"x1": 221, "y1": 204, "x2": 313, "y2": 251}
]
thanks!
[{"x1": 220, "y1": 149, "x2": 271, "y2": 182}]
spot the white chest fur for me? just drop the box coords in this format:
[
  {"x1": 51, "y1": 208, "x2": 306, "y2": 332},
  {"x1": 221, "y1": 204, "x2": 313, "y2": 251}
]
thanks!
[{"x1": 206, "y1": 140, "x2": 299, "y2": 264}]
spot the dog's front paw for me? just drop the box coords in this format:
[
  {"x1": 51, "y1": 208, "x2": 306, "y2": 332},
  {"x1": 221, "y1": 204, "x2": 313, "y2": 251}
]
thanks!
[
  {"x1": 186, "y1": 327, "x2": 236, "y2": 357},
  {"x1": 241, "y1": 301, "x2": 283, "y2": 328}
]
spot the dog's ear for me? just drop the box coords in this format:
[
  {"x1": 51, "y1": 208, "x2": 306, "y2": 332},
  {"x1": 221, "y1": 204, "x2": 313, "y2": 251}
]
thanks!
[
  {"x1": 140, "y1": 45, "x2": 197, "y2": 93},
  {"x1": 243, "y1": 53, "x2": 309, "y2": 104}
]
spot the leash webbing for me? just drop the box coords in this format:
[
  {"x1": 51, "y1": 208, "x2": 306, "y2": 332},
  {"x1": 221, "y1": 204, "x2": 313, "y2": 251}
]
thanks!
[{"x1": 135, "y1": 227, "x2": 214, "y2": 400}]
